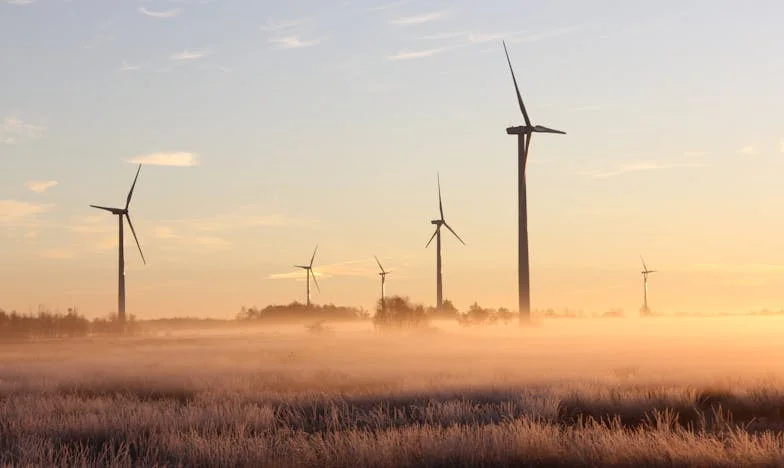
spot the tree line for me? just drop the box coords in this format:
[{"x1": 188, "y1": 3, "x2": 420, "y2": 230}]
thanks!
[{"x1": 0, "y1": 307, "x2": 139, "y2": 340}]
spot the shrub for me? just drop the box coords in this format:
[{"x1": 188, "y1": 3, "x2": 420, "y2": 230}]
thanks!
[{"x1": 373, "y1": 296, "x2": 429, "y2": 330}]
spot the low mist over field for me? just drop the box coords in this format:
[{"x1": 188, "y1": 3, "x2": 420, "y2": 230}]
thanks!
[
  {"x1": 4, "y1": 317, "x2": 784, "y2": 386},
  {"x1": 2, "y1": 317, "x2": 784, "y2": 466}
]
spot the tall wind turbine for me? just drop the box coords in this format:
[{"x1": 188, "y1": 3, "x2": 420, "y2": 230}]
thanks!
[
  {"x1": 295, "y1": 245, "x2": 320, "y2": 307},
  {"x1": 426, "y1": 173, "x2": 465, "y2": 311},
  {"x1": 89, "y1": 164, "x2": 146, "y2": 326},
  {"x1": 374, "y1": 256, "x2": 391, "y2": 309},
  {"x1": 503, "y1": 41, "x2": 566, "y2": 324},
  {"x1": 640, "y1": 256, "x2": 657, "y2": 316}
]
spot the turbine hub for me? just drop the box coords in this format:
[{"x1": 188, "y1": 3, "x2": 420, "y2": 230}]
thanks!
[{"x1": 506, "y1": 126, "x2": 534, "y2": 135}]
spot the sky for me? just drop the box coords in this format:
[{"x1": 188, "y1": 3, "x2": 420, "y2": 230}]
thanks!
[{"x1": 2, "y1": 0, "x2": 784, "y2": 319}]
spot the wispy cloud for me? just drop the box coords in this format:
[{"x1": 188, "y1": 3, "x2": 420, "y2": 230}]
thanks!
[
  {"x1": 4, "y1": 0, "x2": 36, "y2": 5},
  {"x1": 138, "y1": 6, "x2": 182, "y2": 18},
  {"x1": 738, "y1": 145, "x2": 756, "y2": 155},
  {"x1": 507, "y1": 26, "x2": 580, "y2": 44},
  {"x1": 1, "y1": 117, "x2": 45, "y2": 144},
  {"x1": 581, "y1": 161, "x2": 706, "y2": 178},
  {"x1": 269, "y1": 36, "x2": 321, "y2": 50},
  {"x1": 268, "y1": 270, "x2": 310, "y2": 280},
  {"x1": 0, "y1": 200, "x2": 52, "y2": 226},
  {"x1": 390, "y1": 11, "x2": 446, "y2": 26},
  {"x1": 419, "y1": 31, "x2": 467, "y2": 40},
  {"x1": 119, "y1": 61, "x2": 142, "y2": 72},
  {"x1": 128, "y1": 151, "x2": 199, "y2": 167},
  {"x1": 466, "y1": 31, "x2": 511, "y2": 44},
  {"x1": 269, "y1": 258, "x2": 379, "y2": 280},
  {"x1": 368, "y1": 0, "x2": 413, "y2": 11},
  {"x1": 387, "y1": 46, "x2": 451, "y2": 61},
  {"x1": 260, "y1": 17, "x2": 309, "y2": 32},
  {"x1": 25, "y1": 180, "x2": 58, "y2": 194},
  {"x1": 170, "y1": 49, "x2": 211, "y2": 61},
  {"x1": 464, "y1": 26, "x2": 581, "y2": 46},
  {"x1": 261, "y1": 17, "x2": 321, "y2": 50}
]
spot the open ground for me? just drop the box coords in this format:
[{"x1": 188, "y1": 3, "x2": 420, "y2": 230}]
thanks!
[{"x1": 2, "y1": 317, "x2": 784, "y2": 467}]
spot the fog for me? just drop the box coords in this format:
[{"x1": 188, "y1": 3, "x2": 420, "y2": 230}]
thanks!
[{"x1": 3, "y1": 316, "x2": 783, "y2": 392}]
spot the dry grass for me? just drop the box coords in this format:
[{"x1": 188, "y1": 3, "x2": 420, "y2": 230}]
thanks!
[{"x1": 1, "y1": 317, "x2": 784, "y2": 467}]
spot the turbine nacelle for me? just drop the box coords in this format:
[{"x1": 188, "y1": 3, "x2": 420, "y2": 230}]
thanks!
[
  {"x1": 640, "y1": 256, "x2": 656, "y2": 276},
  {"x1": 374, "y1": 256, "x2": 391, "y2": 277},
  {"x1": 89, "y1": 164, "x2": 146, "y2": 266},
  {"x1": 426, "y1": 174, "x2": 465, "y2": 248},
  {"x1": 89, "y1": 205, "x2": 127, "y2": 216},
  {"x1": 298, "y1": 244, "x2": 320, "y2": 304},
  {"x1": 506, "y1": 125, "x2": 567, "y2": 135}
]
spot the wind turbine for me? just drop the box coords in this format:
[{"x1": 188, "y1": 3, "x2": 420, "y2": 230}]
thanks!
[
  {"x1": 640, "y1": 256, "x2": 657, "y2": 316},
  {"x1": 89, "y1": 164, "x2": 146, "y2": 326},
  {"x1": 503, "y1": 41, "x2": 566, "y2": 324},
  {"x1": 295, "y1": 245, "x2": 320, "y2": 307},
  {"x1": 425, "y1": 173, "x2": 465, "y2": 312},
  {"x1": 374, "y1": 256, "x2": 391, "y2": 310}
]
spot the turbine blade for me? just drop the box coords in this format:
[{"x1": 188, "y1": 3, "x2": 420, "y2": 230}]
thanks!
[
  {"x1": 425, "y1": 228, "x2": 439, "y2": 248},
  {"x1": 125, "y1": 214, "x2": 146, "y2": 265},
  {"x1": 310, "y1": 269, "x2": 320, "y2": 293},
  {"x1": 125, "y1": 164, "x2": 142, "y2": 210},
  {"x1": 294, "y1": 265, "x2": 309, "y2": 269},
  {"x1": 503, "y1": 41, "x2": 531, "y2": 127},
  {"x1": 374, "y1": 255, "x2": 384, "y2": 273},
  {"x1": 310, "y1": 244, "x2": 318, "y2": 268},
  {"x1": 89, "y1": 204, "x2": 118, "y2": 213},
  {"x1": 532, "y1": 125, "x2": 566, "y2": 135},
  {"x1": 640, "y1": 255, "x2": 647, "y2": 271},
  {"x1": 437, "y1": 172, "x2": 444, "y2": 220},
  {"x1": 443, "y1": 222, "x2": 465, "y2": 245}
]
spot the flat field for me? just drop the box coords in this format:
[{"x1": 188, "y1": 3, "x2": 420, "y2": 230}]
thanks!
[{"x1": 1, "y1": 316, "x2": 784, "y2": 467}]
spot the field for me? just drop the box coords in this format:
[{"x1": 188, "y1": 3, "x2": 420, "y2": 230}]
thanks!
[{"x1": 2, "y1": 317, "x2": 784, "y2": 467}]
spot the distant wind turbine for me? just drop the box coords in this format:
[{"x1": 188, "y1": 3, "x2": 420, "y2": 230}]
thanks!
[
  {"x1": 426, "y1": 173, "x2": 464, "y2": 311},
  {"x1": 295, "y1": 245, "x2": 320, "y2": 307},
  {"x1": 640, "y1": 256, "x2": 656, "y2": 316},
  {"x1": 503, "y1": 41, "x2": 566, "y2": 324},
  {"x1": 89, "y1": 164, "x2": 146, "y2": 326},
  {"x1": 374, "y1": 256, "x2": 391, "y2": 310}
]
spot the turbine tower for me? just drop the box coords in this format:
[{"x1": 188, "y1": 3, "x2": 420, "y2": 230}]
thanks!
[
  {"x1": 503, "y1": 41, "x2": 566, "y2": 324},
  {"x1": 295, "y1": 245, "x2": 320, "y2": 307},
  {"x1": 425, "y1": 173, "x2": 465, "y2": 311},
  {"x1": 374, "y1": 256, "x2": 391, "y2": 310},
  {"x1": 640, "y1": 256, "x2": 657, "y2": 316},
  {"x1": 89, "y1": 164, "x2": 146, "y2": 326}
]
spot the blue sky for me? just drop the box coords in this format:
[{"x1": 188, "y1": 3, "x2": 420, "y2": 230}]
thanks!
[{"x1": 2, "y1": 0, "x2": 784, "y2": 318}]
